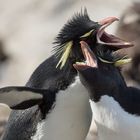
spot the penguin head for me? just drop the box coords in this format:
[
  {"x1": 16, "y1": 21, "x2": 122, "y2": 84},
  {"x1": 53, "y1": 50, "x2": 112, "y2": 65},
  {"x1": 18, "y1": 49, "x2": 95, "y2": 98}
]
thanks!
[
  {"x1": 73, "y1": 41, "x2": 127, "y2": 102},
  {"x1": 53, "y1": 9, "x2": 133, "y2": 70}
]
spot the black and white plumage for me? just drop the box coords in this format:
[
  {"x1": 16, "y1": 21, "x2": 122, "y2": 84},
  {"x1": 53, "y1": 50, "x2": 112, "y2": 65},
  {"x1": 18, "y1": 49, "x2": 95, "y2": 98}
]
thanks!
[
  {"x1": 74, "y1": 42, "x2": 140, "y2": 140},
  {"x1": 0, "y1": 10, "x2": 133, "y2": 140}
]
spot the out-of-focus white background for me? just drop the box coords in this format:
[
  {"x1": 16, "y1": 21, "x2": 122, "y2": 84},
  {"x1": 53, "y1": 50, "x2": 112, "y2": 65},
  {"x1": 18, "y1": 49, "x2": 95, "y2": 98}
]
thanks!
[{"x1": 0, "y1": 0, "x2": 138, "y2": 87}]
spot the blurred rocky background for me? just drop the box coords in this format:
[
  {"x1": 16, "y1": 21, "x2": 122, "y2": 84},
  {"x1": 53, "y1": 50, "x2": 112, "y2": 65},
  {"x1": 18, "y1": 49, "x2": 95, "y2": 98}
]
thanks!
[
  {"x1": 116, "y1": 2, "x2": 140, "y2": 89},
  {"x1": 0, "y1": 0, "x2": 139, "y2": 139}
]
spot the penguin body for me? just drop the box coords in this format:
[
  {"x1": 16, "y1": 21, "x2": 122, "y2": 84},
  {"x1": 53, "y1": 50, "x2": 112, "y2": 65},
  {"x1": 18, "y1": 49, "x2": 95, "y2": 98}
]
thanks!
[
  {"x1": 2, "y1": 56, "x2": 91, "y2": 140},
  {"x1": 74, "y1": 42, "x2": 140, "y2": 140},
  {"x1": 90, "y1": 93, "x2": 140, "y2": 140},
  {"x1": 31, "y1": 76, "x2": 91, "y2": 140}
]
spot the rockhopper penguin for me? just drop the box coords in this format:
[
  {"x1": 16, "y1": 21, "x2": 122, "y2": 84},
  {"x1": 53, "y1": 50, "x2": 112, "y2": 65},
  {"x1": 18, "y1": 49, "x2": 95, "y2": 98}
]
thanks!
[
  {"x1": 74, "y1": 41, "x2": 140, "y2": 140},
  {"x1": 0, "y1": 10, "x2": 132, "y2": 140}
]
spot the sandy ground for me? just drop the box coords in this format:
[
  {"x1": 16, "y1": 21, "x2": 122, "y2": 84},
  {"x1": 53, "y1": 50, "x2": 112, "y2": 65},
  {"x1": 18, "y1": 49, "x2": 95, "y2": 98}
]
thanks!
[{"x1": 0, "y1": 0, "x2": 138, "y2": 139}]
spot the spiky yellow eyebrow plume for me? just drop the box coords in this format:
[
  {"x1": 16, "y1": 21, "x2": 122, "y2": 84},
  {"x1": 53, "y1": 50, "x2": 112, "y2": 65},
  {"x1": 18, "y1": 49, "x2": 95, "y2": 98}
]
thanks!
[
  {"x1": 98, "y1": 57, "x2": 114, "y2": 64},
  {"x1": 56, "y1": 29, "x2": 94, "y2": 69},
  {"x1": 80, "y1": 29, "x2": 94, "y2": 38},
  {"x1": 115, "y1": 58, "x2": 132, "y2": 66},
  {"x1": 56, "y1": 41, "x2": 73, "y2": 69},
  {"x1": 98, "y1": 56, "x2": 132, "y2": 66}
]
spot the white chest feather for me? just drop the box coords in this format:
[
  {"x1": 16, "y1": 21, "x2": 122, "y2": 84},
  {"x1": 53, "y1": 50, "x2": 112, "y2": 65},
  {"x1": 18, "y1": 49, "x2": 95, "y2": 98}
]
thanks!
[
  {"x1": 32, "y1": 77, "x2": 92, "y2": 140},
  {"x1": 90, "y1": 95, "x2": 140, "y2": 140}
]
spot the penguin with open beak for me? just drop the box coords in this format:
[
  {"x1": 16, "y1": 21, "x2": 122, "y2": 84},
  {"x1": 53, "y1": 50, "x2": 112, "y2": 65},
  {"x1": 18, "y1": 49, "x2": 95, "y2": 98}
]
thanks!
[
  {"x1": 74, "y1": 41, "x2": 140, "y2": 140},
  {"x1": 0, "y1": 10, "x2": 132, "y2": 140}
]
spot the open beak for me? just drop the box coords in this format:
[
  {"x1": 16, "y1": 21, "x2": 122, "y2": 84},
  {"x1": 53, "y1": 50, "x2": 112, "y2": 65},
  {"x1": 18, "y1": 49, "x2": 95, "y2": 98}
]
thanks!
[
  {"x1": 73, "y1": 41, "x2": 97, "y2": 70},
  {"x1": 97, "y1": 17, "x2": 133, "y2": 49}
]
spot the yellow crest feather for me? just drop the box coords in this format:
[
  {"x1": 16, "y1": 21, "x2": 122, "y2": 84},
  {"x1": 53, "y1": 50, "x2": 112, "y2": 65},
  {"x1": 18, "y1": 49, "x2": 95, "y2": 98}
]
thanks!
[
  {"x1": 56, "y1": 41, "x2": 73, "y2": 69},
  {"x1": 98, "y1": 56, "x2": 132, "y2": 66},
  {"x1": 98, "y1": 57, "x2": 114, "y2": 64},
  {"x1": 80, "y1": 29, "x2": 94, "y2": 38},
  {"x1": 115, "y1": 58, "x2": 132, "y2": 66}
]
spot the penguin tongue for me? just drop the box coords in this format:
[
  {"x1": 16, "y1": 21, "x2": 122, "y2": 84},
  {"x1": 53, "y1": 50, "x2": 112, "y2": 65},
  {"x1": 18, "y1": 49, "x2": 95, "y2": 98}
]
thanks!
[{"x1": 73, "y1": 41, "x2": 97, "y2": 70}]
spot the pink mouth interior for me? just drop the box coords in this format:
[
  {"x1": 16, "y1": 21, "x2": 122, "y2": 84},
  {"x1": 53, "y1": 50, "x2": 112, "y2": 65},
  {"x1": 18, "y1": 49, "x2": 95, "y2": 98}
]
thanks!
[
  {"x1": 97, "y1": 17, "x2": 133, "y2": 49},
  {"x1": 73, "y1": 17, "x2": 134, "y2": 71},
  {"x1": 73, "y1": 41, "x2": 97, "y2": 70}
]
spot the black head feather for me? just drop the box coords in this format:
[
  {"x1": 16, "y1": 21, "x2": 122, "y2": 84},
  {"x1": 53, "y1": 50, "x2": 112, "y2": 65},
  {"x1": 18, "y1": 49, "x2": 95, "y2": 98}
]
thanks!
[
  {"x1": 97, "y1": 45, "x2": 124, "y2": 62},
  {"x1": 52, "y1": 9, "x2": 131, "y2": 69},
  {"x1": 53, "y1": 9, "x2": 100, "y2": 58},
  {"x1": 54, "y1": 9, "x2": 99, "y2": 45},
  {"x1": 96, "y1": 44, "x2": 130, "y2": 65}
]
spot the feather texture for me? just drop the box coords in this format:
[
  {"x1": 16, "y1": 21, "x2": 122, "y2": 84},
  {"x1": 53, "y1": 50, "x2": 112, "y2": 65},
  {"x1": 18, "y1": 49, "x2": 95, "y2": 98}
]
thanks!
[{"x1": 53, "y1": 9, "x2": 100, "y2": 66}]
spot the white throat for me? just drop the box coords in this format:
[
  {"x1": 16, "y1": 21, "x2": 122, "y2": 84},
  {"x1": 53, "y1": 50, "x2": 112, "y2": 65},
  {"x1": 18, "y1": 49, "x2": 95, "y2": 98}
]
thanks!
[
  {"x1": 90, "y1": 95, "x2": 140, "y2": 140},
  {"x1": 32, "y1": 76, "x2": 92, "y2": 140}
]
